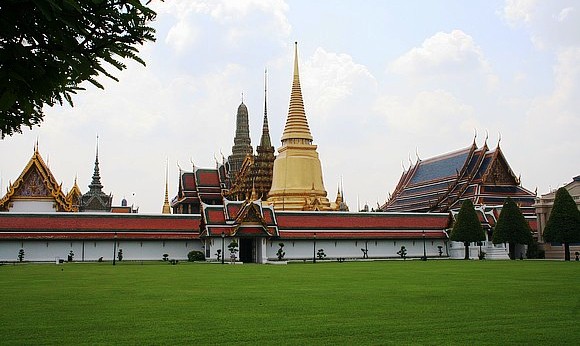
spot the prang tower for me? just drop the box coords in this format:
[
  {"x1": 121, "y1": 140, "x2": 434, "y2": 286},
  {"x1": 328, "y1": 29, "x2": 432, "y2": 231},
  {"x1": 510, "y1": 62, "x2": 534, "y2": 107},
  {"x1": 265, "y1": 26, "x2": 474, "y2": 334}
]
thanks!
[
  {"x1": 267, "y1": 43, "x2": 331, "y2": 211},
  {"x1": 228, "y1": 99, "x2": 253, "y2": 183}
]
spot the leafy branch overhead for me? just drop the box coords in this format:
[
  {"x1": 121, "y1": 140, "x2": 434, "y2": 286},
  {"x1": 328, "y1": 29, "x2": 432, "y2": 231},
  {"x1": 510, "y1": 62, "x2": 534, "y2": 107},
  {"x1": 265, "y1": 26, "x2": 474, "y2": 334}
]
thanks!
[{"x1": 0, "y1": 0, "x2": 157, "y2": 138}]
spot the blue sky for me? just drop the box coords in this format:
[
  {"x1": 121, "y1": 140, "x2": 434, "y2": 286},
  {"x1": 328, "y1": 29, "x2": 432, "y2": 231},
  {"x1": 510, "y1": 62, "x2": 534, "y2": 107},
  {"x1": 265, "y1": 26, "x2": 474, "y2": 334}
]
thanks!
[{"x1": 1, "y1": 0, "x2": 578, "y2": 212}]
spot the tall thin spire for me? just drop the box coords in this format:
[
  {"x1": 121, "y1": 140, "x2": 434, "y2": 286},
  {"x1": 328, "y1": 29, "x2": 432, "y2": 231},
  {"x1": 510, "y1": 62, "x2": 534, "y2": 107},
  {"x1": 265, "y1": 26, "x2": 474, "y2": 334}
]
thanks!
[
  {"x1": 81, "y1": 135, "x2": 112, "y2": 211},
  {"x1": 162, "y1": 159, "x2": 171, "y2": 214},
  {"x1": 281, "y1": 42, "x2": 313, "y2": 143},
  {"x1": 88, "y1": 135, "x2": 103, "y2": 192},
  {"x1": 259, "y1": 69, "x2": 273, "y2": 149}
]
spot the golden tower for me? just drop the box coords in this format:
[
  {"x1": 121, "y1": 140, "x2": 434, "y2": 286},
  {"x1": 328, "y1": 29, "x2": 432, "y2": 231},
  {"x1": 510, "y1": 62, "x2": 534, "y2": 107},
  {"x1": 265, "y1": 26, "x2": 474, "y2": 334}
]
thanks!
[
  {"x1": 162, "y1": 160, "x2": 171, "y2": 214},
  {"x1": 267, "y1": 42, "x2": 331, "y2": 211}
]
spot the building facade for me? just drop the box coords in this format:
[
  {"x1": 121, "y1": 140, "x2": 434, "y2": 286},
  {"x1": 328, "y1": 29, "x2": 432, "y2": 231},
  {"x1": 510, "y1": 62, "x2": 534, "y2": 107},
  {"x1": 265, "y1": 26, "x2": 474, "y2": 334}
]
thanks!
[{"x1": 535, "y1": 175, "x2": 580, "y2": 259}]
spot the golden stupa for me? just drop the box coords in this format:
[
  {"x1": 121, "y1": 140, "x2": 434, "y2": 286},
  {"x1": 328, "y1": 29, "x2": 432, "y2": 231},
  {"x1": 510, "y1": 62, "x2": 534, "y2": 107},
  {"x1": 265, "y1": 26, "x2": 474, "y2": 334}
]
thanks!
[{"x1": 267, "y1": 42, "x2": 331, "y2": 211}]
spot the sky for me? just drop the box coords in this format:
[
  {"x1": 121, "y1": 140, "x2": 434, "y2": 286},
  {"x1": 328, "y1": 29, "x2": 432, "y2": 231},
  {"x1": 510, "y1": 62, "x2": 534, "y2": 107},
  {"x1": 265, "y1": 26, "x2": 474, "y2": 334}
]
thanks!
[{"x1": 1, "y1": 0, "x2": 579, "y2": 213}]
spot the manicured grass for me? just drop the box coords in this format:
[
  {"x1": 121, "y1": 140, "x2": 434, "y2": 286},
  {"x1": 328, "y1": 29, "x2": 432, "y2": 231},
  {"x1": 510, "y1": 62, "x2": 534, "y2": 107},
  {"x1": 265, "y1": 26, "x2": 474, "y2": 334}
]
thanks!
[{"x1": 1, "y1": 260, "x2": 578, "y2": 345}]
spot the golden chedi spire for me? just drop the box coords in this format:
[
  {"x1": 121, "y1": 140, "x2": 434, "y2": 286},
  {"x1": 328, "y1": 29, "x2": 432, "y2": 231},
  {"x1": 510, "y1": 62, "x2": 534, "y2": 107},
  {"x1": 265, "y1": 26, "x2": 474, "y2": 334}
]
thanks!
[
  {"x1": 267, "y1": 42, "x2": 331, "y2": 211},
  {"x1": 281, "y1": 42, "x2": 313, "y2": 143},
  {"x1": 162, "y1": 159, "x2": 171, "y2": 214}
]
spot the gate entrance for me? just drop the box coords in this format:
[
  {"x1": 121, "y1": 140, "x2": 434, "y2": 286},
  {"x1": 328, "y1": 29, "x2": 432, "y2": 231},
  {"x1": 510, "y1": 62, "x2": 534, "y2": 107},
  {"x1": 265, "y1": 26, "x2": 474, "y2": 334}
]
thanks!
[{"x1": 239, "y1": 238, "x2": 256, "y2": 263}]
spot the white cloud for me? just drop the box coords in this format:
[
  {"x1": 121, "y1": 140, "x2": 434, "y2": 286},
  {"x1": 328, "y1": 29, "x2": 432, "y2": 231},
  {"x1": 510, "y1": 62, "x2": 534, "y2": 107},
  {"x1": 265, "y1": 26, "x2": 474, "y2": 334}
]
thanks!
[
  {"x1": 389, "y1": 30, "x2": 491, "y2": 77},
  {"x1": 555, "y1": 7, "x2": 574, "y2": 22},
  {"x1": 157, "y1": 0, "x2": 290, "y2": 53},
  {"x1": 375, "y1": 90, "x2": 477, "y2": 137},
  {"x1": 165, "y1": 20, "x2": 198, "y2": 52},
  {"x1": 500, "y1": 1, "x2": 580, "y2": 50},
  {"x1": 501, "y1": 0, "x2": 537, "y2": 25},
  {"x1": 301, "y1": 48, "x2": 377, "y2": 121}
]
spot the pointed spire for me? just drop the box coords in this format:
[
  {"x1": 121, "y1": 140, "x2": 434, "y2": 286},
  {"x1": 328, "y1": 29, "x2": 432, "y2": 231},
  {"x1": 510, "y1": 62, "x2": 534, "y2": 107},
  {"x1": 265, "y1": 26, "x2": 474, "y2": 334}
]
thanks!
[
  {"x1": 281, "y1": 42, "x2": 313, "y2": 143},
  {"x1": 88, "y1": 135, "x2": 103, "y2": 192},
  {"x1": 258, "y1": 68, "x2": 273, "y2": 150},
  {"x1": 162, "y1": 159, "x2": 171, "y2": 214},
  {"x1": 250, "y1": 178, "x2": 258, "y2": 201}
]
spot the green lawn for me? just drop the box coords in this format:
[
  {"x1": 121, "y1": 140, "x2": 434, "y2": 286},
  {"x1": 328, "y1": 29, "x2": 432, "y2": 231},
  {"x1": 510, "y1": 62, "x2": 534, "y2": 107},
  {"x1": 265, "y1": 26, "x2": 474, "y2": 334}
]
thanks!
[{"x1": 0, "y1": 260, "x2": 578, "y2": 345}]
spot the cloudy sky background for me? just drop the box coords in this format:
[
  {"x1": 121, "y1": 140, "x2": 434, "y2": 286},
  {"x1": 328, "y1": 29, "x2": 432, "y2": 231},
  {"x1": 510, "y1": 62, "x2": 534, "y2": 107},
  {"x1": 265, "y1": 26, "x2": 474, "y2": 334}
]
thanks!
[{"x1": 1, "y1": 0, "x2": 579, "y2": 212}]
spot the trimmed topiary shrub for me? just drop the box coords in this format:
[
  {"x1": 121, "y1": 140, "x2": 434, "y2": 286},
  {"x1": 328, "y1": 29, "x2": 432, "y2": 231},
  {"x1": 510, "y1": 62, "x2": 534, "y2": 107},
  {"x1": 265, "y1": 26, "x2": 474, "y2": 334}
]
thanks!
[{"x1": 187, "y1": 250, "x2": 205, "y2": 262}]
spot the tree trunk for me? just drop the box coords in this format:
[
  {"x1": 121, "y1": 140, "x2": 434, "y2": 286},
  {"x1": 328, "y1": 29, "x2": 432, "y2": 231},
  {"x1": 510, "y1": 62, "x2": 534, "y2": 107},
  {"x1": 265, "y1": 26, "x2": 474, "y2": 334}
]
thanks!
[
  {"x1": 564, "y1": 243, "x2": 570, "y2": 261},
  {"x1": 509, "y1": 242, "x2": 516, "y2": 260},
  {"x1": 464, "y1": 242, "x2": 470, "y2": 260}
]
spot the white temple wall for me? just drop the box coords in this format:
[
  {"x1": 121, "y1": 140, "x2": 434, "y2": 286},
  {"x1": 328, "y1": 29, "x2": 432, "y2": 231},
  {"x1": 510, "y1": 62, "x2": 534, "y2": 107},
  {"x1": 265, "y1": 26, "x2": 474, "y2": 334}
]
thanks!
[
  {"x1": 0, "y1": 240, "x2": 203, "y2": 262},
  {"x1": 10, "y1": 200, "x2": 55, "y2": 212},
  {"x1": 448, "y1": 241, "x2": 510, "y2": 259},
  {"x1": 2, "y1": 238, "x2": 456, "y2": 262},
  {"x1": 265, "y1": 239, "x2": 449, "y2": 261}
]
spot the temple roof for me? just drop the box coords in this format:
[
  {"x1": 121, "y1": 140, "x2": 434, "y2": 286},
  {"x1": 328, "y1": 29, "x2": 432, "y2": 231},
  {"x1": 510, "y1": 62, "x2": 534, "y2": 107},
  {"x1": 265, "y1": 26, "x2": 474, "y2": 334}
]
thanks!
[
  {"x1": 201, "y1": 199, "x2": 279, "y2": 238},
  {"x1": 383, "y1": 141, "x2": 535, "y2": 216},
  {"x1": 281, "y1": 42, "x2": 313, "y2": 143},
  {"x1": 0, "y1": 213, "x2": 200, "y2": 240},
  {"x1": 0, "y1": 145, "x2": 73, "y2": 212}
]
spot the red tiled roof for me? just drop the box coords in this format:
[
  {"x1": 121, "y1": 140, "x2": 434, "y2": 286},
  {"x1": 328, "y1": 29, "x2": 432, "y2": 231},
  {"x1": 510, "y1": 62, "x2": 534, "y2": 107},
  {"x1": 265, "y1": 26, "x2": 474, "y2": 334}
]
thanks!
[
  {"x1": 205, "y1": 207, "x2": 226, "y2": 223},
  {"x1": 279, "y1": 230, "x2": 446, "y2": 239},
  {"x1": 183, "y1": 173, "x2": 197, "y2": 190},
  {"x1": 196, "y1": 169, "x2": 221, "y2": 187},
  {"x1": 0, "y1": 231, "x2": 200, "y2": 240},
  {"x1": 0, "y1": 214, "x2": 200, "y2": 232},
  {"x1": 276, "y1": 212, "x2": 450, "y2": 230}
]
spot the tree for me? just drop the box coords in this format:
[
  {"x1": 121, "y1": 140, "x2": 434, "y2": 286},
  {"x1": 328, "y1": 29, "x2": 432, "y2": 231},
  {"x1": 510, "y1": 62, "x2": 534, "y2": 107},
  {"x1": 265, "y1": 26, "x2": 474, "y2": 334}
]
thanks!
[
  {"x1": 0, "y1": 0, "x2": 157, "y2": 138},
  {"x1": 396, "y1": 246, "x2": 407, "y2": 260},
  {"x1": 492, "y1": 197, "x2": 533, "y2": 260},
  {"x1": 228, "y1": 240, "x2": 238, "y2": 262},
  {"x1": 276, "y1": 243, "x2": 285, "y2": 261},
  {"x1": 543, "y1": 187, "x2": 580, "y2": 261},
  {"x1": 450, "y1": 200, "x2": 485, "y2": 260}
]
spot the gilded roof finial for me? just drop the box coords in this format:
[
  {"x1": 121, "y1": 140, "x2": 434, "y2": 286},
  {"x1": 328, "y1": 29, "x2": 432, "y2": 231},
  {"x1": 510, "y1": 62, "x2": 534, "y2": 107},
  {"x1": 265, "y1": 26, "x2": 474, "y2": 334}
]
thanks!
[{"x1": 162, "y1": 158, "x2": 171, "y2": 214}]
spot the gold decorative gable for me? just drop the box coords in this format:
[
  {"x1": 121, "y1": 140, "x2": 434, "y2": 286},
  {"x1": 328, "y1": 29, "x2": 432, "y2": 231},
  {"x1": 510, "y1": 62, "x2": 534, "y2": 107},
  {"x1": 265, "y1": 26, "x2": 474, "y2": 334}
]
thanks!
[
  {"x1": 482, "y1": 148, "x2": 519, "y2": 186},
  {"x1": 232, "y1": 201, "x2": 271, "y2": 236},
  {"x1": 235, "y1": 201, "x2": 266, "y2": 225},
  {"x1": 0, "y1": 146, "x2": 74, "y2": 212},
  {"x1": 15, "y1": 167, "x2": 50, "y2": 197}
]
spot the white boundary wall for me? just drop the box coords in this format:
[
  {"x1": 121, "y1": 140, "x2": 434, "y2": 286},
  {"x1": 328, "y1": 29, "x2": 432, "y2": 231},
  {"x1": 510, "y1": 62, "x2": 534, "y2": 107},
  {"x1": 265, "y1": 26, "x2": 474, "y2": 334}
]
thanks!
[{"x1": 0, "y1": 240, "x2": 204, "y2": 262}]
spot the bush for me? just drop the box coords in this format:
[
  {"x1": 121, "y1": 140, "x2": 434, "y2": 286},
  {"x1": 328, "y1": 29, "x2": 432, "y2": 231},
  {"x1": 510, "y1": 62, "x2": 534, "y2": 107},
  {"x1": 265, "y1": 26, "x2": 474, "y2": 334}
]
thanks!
[
  {"x1": 526, "y1": 239, "x2": 545, "y2": 259},
  {"x1": 187, "y1": 250, "x2": 205, "y2": 262}
]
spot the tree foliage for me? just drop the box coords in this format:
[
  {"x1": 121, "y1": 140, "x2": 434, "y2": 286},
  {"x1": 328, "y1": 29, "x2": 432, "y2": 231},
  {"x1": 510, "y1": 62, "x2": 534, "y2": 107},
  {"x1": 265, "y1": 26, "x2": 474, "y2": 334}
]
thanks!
[
  {"x1": 543, "y1": 187, "x2": 580, "y2": 261},
  {"x1": 493, "y1": 197, "x2": 533, "y2": 259},
  {"x1": 450, "y1": 200, "x2": 485, "y2": 259},
  {"x1": 0, "y1": 0, "x2": 157, "y2": 138}
]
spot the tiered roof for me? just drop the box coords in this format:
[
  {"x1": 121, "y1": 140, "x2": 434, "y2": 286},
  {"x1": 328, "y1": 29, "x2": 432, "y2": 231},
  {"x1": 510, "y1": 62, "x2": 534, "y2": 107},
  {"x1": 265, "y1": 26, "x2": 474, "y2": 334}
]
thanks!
[
  {"x1": 201, "y1": 198, "x2": 279, "y2": 237},
  {"x1": 171, "y1": 166, "x2": 228, "y2": 214},
  {"x1": 382, "y1": 141, "x2": 536, "y2": 227}
]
